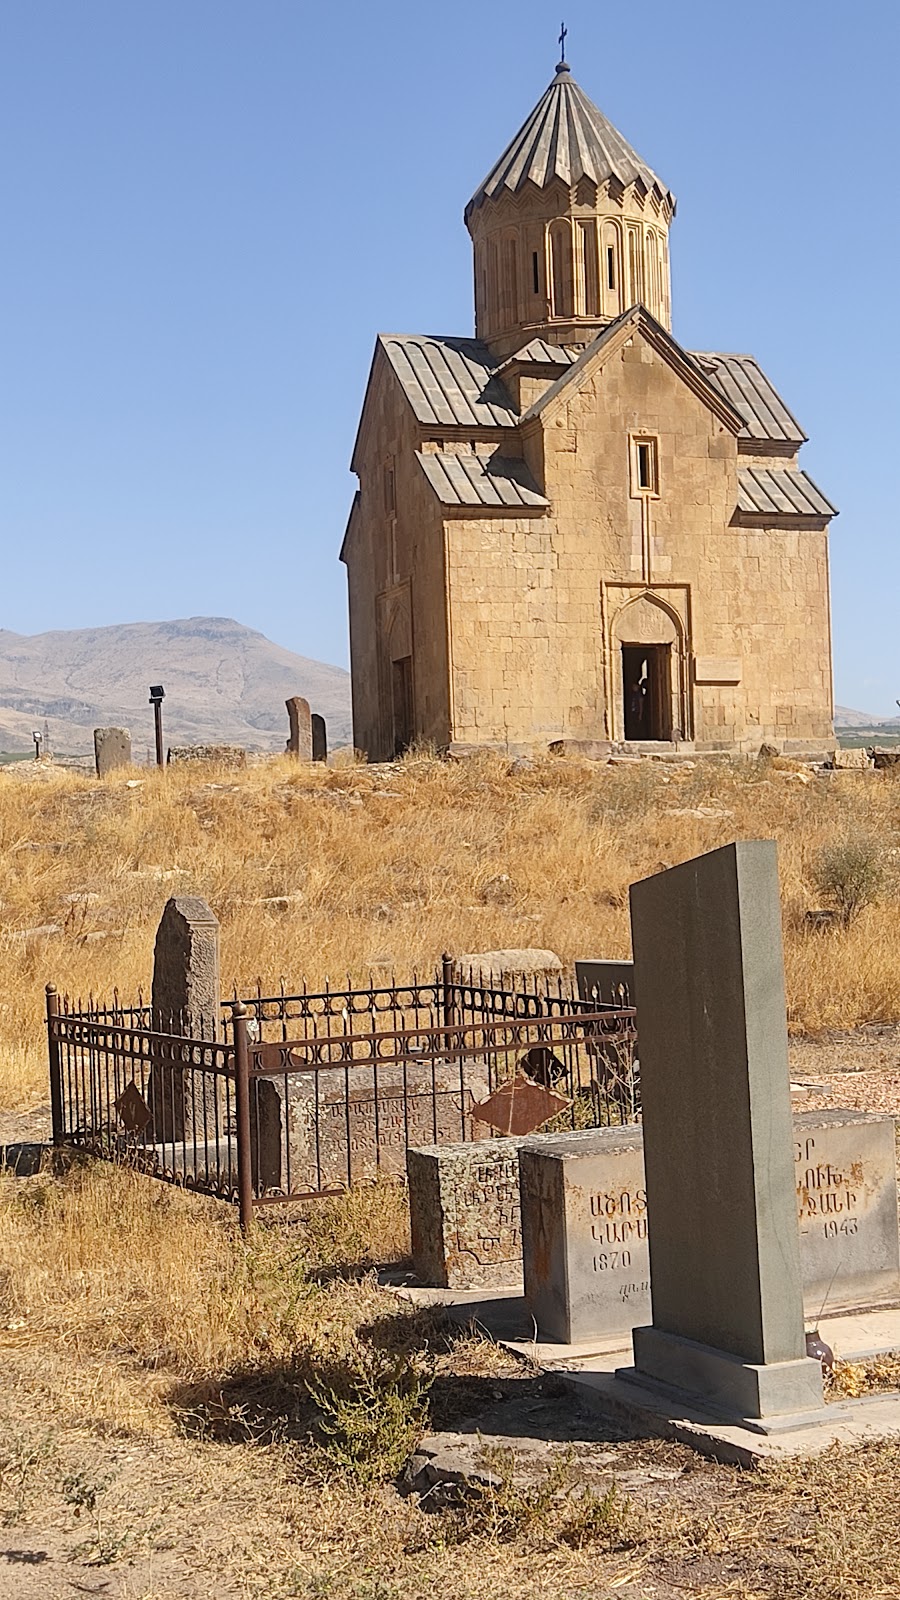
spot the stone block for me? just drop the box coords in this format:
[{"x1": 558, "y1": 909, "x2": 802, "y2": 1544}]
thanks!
[
  {"x1": 449, "y1": 948, "x2": 562, "y2": 983},
  {"x1": 408, "y1": 1137, "x2": 526, "y2": 1289},
  {"x1": 251, "y1": 1058, "x2": 490, "y2": 1196},
  {"x1": 167, "y1": 745, "x2": 246, "y2": 767},
  {"x1": 520, "y1": 1128, "x2": 648, "y2": 1343},
  {"x1": 547, "y1": 739, "x2": 612, "y2": 760},
  {"x1": 795, "y1": 1110, "x2": 900, "y2": 1313},
  {"x1": 831, "y1": 747, "x2": 873, "y2": 770},
  {"x1": 93, "y1": 727, "x2": 131, "y2": 776},
  {"x1": 312, "y1": 714, "x2": 327, "y2": 762}
]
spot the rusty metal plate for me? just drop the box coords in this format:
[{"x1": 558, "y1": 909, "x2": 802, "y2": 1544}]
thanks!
[
  {"x1": 114, "y1": 1080, "x2": 152, "y2": 1134},
  {"x1": 470, "y1": 1074, "x2": 571, "y2": 1137}
]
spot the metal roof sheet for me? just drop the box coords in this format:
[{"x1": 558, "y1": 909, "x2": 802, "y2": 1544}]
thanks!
[
  {"x1": 693, "y1": 352, "x2": 806, "y2": 444},
  {"x1": 466, "y1": 64, "x2": 674, "y2": 220},
  {"x1": 380, "y1": 335, "x2": 518, "y2": 429},
  {"x1": 737, "y1": 466, "x2": 836, "y2": 518},
  {"x1": 416, "y1": 451, "x2": 548, "y2": 510}
]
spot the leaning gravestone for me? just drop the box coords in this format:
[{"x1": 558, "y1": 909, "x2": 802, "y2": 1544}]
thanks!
[
  {"x1": 286, "y1": 696, "x2": 312, "y2": 760},
  {"x1": 94, "y1": 727, "x2": 132, "y2": 777},
  {"x1": 149, "y1": 897, "x2": 220, "y2": 1143},
  {"x1": 312, "y1": 714, "x2": 327, "y2": 763},
  {"x1": 627, "y1": 840, "x2": 822, "y2": 1421}
]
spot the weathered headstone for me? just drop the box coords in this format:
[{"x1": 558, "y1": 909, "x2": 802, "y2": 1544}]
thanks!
[
  {"x1": 408, "y1": 1132, "x2": 565, "y2": 1289},
  {"x1": 627, "y1": 841, "x2": 823, "y2": 1421},
  {"x1": 149, "y1": 897, "x2": 221, "y2": 1142},
  {"x1": 520, "y1": 1128, "x2": 648, "y2": 1342},
  {"x1": 250, "y1": 1054, "x2": 490, "y2": 1195},
  {"x1": 286, "y1": 696, "x2": 312, "y2": 760},
  {"x1": 449, "y1": 949, "x2": 562, "y2": 983},
  {"x1": 515, "y1": 1110, "x2": 900, "y2": 1341},
  {"x1": 93, "y1": 727, "x2": 132, "y2": 777},
  {"x1": 312, "y1": 714, "x2": 327, "y2": 763}
]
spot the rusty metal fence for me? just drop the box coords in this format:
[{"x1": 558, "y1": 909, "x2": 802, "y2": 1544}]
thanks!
[{"x1": 47, "y1": 962, "x2": 637, "y2": 1227}]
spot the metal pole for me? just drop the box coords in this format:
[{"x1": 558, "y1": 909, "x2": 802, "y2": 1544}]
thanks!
[
  {"x1": 232, "y1": 1000, "x2": 254, "y2": 1234},
  {"x1": 46, "y1": 984, "x2": 64, "y2": 1146},
  {"x1": 153, "y1": 700, "x2": 164, "y2": 769}
]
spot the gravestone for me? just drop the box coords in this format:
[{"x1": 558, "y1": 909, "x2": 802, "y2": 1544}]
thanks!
[
  {"x1": 286, "y1": 696, "x2": 312, "y2": 760},
  {"x1": 408, "y1": 1131, "x2": 567, "y2": 1289},
  {"x1": 627, "y1": 841, "x2": 823, "y2": 1421},
  {"x1": 149, "y1": 897, "x2": 221, "y2": 1142},
  {"x1": 312, "y1": 714, "x2": 327, "y2": 763},
  {"x1": 516, "y1": 1110, "x2": 899, "y2": 1342},
  {"x1": 250, "y1": 1053, "x2": 490, "y2": 1195},
  {"x1": 93, "y1": 727, "x2": 132, "y2": 777},
  {"x1": 520, "y1": 1128, "x2": 648, "y2": 1342},
  {"x1": 575, "y1": 960, "x2": 635, "y2": 1007}
]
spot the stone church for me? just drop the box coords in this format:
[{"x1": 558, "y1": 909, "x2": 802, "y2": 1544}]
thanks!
[{"x1": 341, "y1": 58, "x2": 837, "y2": 759}]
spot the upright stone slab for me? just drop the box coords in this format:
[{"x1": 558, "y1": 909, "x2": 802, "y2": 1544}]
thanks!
[
  {"x1": 628, "y1": 841, "x2": 823, "y2": 1421},
  {"x1": 575, "y1": 959, "x2": 635, "y2": 1006},
  {"x1": 520, "y1": 1128, "x2": 649, "y2": 1341},
  {"x1": 286, "y1": 696, "x2": 312, "y2": 760},
  {"x1": 93, "y1": 727, "x2": 132, "y2": 777},
  {"x1": 312, "y1": 714, "x2": 327, "y2": 763},
  {"x1": 149, "y1": 897, "x2": 220, "y2": 1142}
]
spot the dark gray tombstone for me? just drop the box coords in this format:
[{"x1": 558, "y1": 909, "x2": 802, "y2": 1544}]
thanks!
[
  {"x1": 627, "y1": 841, "x2": 823, "y2": 1422},
  {"x1": 149, "y1": 897, "x2": 220, "y2": 1142},
  {"x1": 312, "y1": 713, "x2": 327, "y2": 763},
  {"x1": 286, "y1": 696, "x2": 312, "y2": 760},
  {"x1": 93, "y1": 727, "x2": 132, "y2": 777},
  {"x1": 575, "y1": 960, "x2": 635, "y2": 1006}
]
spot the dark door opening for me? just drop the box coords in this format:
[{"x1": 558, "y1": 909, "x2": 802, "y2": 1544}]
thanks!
[
  {"x1": 622, "y1": 644, "x2": 672, "y2": 741},
  {"x1": 391, "y1": 655, "x2": 414, "y2": 756}
]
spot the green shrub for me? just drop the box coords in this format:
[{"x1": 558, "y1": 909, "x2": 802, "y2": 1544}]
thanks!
[
  {"x1": 810, "y1": 835, "x2": 885, "y2": 926},
  {"x1": 307, "y1": 1346, "x2": 431, "y2": 1485}
]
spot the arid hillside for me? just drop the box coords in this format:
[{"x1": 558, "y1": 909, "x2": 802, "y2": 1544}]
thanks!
[{"x1": 0, "y1": 615, "x2": 352, "y2": 754}]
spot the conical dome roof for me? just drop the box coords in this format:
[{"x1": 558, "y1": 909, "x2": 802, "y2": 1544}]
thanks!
[{"x1": 465, "y1": 63, "x2": 675, "y2": 222}]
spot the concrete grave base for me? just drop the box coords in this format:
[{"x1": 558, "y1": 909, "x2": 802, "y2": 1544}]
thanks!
[{"x1": 628, "y1": 1324, "x2": 824, "y2": 1423}]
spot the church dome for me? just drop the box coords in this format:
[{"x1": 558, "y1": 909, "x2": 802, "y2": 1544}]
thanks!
[
  {"x1": 465, "y1": 63, "x2": 675, "y2": 222},
  {"x1": 466, "y1": 62, "x2": 676, "y2": 357}
]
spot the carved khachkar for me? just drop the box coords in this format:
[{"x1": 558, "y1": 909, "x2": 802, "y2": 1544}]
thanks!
[
  {"x1": 286, "y1": 697, "x2": 312, "y2": 760},
  {"x1": 149, "y1": 896, "x2": 220, "y2": 1143}
]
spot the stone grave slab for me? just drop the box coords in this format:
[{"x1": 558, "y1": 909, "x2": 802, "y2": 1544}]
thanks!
[
  {"x1": 312, "y1": 714, "x2": 327, "y2": 762},
  {"x1": 148, "y1": 897, "x2": 220, "y2": 1142},
  {"x1": 93, "y1": 726, "x2": 132, "y2": 777},
  {"x1": 286, "y1": 696, "x2": 312, "y2": 759},
  {"x1": 250, "y1": 1055, "x2": 491, "y2": 1195}
]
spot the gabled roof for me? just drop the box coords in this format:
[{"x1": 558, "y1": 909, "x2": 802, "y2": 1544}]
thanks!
[
  {"x1": 737, "y1": 466, "x2": 836, "y2": 519},
  {"x1": 417, "y1": 450, "x2": 548, "y2": 510},
  {"x1": 379, "y1": 335, "x2": 518, "y2": 428},
  {"x1": 466, "y1": 63, "x2": 675, "y2": 221},
  {"x1": 520, "y1": 306, "x2": 746, "y2": 433},
  {"x1": 691, "y1": 352, "x2": 806, "y2": 445}
]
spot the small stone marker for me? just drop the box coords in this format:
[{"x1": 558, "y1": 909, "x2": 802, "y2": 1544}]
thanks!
[
  {"x1": 93, "y1": 727, "x2": 132, "y2": 777},
  {"x1": 149, "y1": 896, "x2": 220, "y2": 1142},
  {"x1": 312, "y1": 713, "x2": 327, "y2": 762},
  {"x1": 628, "y1": 841, "x2": 822, "y2": 1421},
  {"x1": 286, "y1": 696, "x2": 312, "y2": 759},
  {"x1": 409, "y1": 1138, "x2": 524, "y2": 1289},
  {"x1": 520, "y1": 1128, "x2": 648, "y2": 1342}
]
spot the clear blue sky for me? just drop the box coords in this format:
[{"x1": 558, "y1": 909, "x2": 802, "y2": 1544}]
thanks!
[{"x1": 1, "y1": 0, "x2": 897, "y2": 713}]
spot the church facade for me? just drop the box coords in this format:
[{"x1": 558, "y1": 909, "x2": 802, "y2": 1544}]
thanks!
[{"x1": 341, "y1": 60, "x2": 836, "y2": 760}]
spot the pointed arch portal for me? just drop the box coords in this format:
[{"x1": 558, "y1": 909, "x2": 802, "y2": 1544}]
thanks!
[{"x1": 606, "y1": 588, "x2": 692, "y2": 743}]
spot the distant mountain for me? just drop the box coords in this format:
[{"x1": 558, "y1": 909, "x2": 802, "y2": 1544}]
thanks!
[
  {"x1": 834, "y1": 705, "x2": 900, "y2": 729},
  {"x1": 0, "y1": 617, "x2": 352, "y2": 755}
]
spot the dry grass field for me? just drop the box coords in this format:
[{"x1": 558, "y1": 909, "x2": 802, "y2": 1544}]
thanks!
[{"x1": 1, "y1": 751, "x2": 900, "y2": 1598}]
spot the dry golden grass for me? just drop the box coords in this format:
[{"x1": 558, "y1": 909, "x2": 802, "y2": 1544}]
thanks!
[
  {"x1": 2, "y1": 750, "x2": 900, "y2": 1107},
  {"x1": 1, "y1": 752, "x2": 900, "y2": 1596}
]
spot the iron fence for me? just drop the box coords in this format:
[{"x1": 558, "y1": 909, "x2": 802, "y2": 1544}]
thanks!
[{"x1": 47, "y1": 962, "x2": 637, "y2": 1227}]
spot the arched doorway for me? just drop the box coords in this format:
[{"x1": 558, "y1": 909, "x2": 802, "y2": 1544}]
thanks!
[{"x1": 611, "y1": 593, "x2": 686, "y2": 743}]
